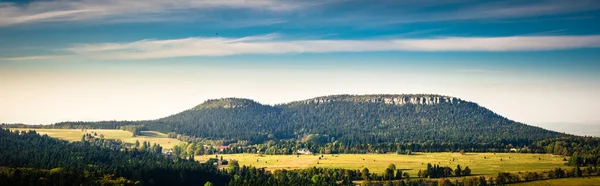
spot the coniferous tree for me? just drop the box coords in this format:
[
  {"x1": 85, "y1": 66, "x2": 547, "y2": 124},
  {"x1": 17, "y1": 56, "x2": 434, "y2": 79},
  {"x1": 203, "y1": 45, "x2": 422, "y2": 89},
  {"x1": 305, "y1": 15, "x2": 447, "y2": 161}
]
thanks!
[
  {"x1": 455, "y1": 165, "x2": 462, "y2": 177},
  {"x1": 395, "y1": 169, "x2": 403, "y2": 180}
]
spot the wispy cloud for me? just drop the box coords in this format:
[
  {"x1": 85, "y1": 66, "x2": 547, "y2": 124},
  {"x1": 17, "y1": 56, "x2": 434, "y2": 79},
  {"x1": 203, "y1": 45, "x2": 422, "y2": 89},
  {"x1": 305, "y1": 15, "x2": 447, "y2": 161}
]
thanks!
[
  {"x1": 2, "y1": 0, "x2": 599, "y2": 27},
  {"x1": 0, "y1": 0, "x2": 314, "y2": 26},
  {"x1": 356, "y1": 0, "x2": 600, "y2": 26},
  {"x1": 3, "y1": 34, "x2": 600, "y2": 61},
  {"x1": 454, "y1": 0, "x2": 600, "y2": 19},
  {"x1": 0, "y1": 55, "x2": 64, "y2": 61}
]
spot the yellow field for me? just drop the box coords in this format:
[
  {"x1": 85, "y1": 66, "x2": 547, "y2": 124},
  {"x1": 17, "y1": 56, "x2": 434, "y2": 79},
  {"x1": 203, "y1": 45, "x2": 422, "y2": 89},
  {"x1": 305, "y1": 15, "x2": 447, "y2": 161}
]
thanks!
[
  {"x1": 509, "y1": 177, "x2": 600, "y2": 186},
  {"x1": 9, "y1": 128, "x2": 183, "y2": 151},
  {"x1": 198, "y1": 153, "x2": 568, "y2": 177}
]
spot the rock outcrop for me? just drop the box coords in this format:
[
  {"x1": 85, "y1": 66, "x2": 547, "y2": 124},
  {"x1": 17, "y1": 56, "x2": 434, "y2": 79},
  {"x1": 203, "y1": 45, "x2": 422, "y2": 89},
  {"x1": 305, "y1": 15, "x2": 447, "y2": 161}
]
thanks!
[{"x1": 301, "y1": 94, "x2": 461, "y2": 105}]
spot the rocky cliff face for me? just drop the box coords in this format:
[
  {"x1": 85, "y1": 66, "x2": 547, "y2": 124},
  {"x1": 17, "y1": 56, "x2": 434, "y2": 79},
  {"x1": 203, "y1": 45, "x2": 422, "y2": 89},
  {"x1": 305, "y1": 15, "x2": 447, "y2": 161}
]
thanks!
[{"x1": 301, "y1": 95, "x2": 462, "y2": 105}]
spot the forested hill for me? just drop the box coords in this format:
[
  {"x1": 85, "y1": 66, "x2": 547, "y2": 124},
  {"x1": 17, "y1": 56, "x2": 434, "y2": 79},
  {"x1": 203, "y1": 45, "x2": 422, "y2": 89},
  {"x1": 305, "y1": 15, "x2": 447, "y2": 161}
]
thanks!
[
  {"x1": 48, "y1": 94, "x2": 568, "y2": 147},
  {"x1": 277, "y1": 94, "x2": 567, "y2": 146},
  {"x1": 156, "y1": 98, "x2": 282, "y2": 143}
]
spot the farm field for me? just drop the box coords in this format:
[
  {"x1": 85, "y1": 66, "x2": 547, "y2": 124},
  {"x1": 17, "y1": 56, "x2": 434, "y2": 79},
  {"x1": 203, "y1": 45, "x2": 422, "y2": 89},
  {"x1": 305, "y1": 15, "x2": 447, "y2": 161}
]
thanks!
[
  {"x1": 9, "y1": 128, "x2": 183, "y2": 151},
  {"x1": 509, "y1": 176, "x2": 600, "y2": 186},
  {"x1": 197, "y1": 153, "x2": 568, "y2": 176}
]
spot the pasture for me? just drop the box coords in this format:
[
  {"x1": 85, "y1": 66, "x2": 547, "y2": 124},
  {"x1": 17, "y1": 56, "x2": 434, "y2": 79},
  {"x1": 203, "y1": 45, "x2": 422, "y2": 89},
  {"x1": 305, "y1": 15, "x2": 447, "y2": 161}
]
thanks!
[
  {"x1": 509, "y1": 176, "x2": 600, "y2": 186},
  {"x1": 9, "y1": 128, "x2": 183, "y2": 151},
  {"x1": 197, "y1": 153, "x2": 568, "y2": 176}
]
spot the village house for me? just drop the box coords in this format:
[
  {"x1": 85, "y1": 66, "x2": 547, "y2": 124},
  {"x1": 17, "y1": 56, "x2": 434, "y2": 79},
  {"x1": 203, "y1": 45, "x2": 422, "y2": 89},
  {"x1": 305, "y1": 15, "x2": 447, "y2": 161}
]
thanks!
[
  {"x1": 297, "y1": 148, "x2": 313, "y2": 155},
  {"x1": 219, "y1": 145, "x2": 229, "y2": 151},
  {"x1": 164, "y1": 149, "x2": 174, "y2": 160}
]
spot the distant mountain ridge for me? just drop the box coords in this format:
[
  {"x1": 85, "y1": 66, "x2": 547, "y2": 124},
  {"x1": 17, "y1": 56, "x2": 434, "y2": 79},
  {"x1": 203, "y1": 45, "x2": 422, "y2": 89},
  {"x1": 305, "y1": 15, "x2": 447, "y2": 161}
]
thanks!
[
  {"x1": 536, "y1": 122, "x2": 600, "y2": 137},
  {"x1": 49, "y1": 94, "x2": 569, "y2": 149}
]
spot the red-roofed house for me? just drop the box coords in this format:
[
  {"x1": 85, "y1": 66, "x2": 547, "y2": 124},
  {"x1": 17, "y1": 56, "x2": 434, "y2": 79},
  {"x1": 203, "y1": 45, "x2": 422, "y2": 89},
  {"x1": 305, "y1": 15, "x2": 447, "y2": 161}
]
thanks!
[{"x1": 219, "y1": 146, "x2": 229, "y2": 151}]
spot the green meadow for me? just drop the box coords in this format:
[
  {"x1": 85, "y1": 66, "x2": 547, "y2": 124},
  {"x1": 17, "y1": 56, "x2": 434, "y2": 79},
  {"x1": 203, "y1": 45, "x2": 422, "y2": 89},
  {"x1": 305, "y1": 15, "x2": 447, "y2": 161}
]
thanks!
[
  {"x1": 509, "y1": 176, "x2": 600, "y2": 186},
  {"x1": 198, "y1": 153, "x2": 568, "y2": 177},
  {"x1": 9, "y1": 128, "x2": 183, "y2": 151}
]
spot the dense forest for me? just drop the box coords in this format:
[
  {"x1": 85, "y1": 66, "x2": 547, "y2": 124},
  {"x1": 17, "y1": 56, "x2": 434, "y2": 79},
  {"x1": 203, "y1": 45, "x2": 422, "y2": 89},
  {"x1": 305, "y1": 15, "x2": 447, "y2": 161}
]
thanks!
[
  {"x1": 535, "y1": 136, "x2": 600, "y2": 166},
  {"x1": 154, "y1": 95, "x2": 568, "y2": 146},
  {"x1": 0, "y1": 128, "x2": 229, "y2": 185}
]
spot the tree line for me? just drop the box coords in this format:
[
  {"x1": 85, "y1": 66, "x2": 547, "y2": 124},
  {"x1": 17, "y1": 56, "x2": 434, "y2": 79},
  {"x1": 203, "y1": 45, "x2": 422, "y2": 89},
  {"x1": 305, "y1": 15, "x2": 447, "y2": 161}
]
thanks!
[{"x1": 0, "y1": 128, "x2": 229, "y2": 185}]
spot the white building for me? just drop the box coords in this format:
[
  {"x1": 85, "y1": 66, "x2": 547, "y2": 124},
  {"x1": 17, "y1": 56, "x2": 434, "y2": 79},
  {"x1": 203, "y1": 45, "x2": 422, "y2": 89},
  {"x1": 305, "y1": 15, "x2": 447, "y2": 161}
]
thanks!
[{"x1": 297, "y1": 148, "x2": 313, "y2": 155}]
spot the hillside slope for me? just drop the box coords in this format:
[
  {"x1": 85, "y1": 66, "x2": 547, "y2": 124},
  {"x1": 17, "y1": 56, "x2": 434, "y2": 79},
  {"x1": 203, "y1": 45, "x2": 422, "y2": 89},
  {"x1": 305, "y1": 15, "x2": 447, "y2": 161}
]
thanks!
[
  {"x1": 155, "y1": 98, "x2": 283, "y2": 142},
  {"x1": 133, "y1": 94, "x2": 567, "y2": 146},
  {"x1": 280, "y1": 95, "x2": 565, "y2": 145}
]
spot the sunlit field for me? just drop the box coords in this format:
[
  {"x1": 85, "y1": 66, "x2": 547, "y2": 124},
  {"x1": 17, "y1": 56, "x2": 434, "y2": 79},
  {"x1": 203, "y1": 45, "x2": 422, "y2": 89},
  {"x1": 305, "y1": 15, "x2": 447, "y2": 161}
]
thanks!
[
  {"x1": 9, "y1": 128, "x2": 183, "y2": 151},
  {"x1": 197, "y1": 153, "x2": 568, "y2": 177},
  {"x1": 509, "y1": 176, "x2": 600, "y2": 186}
]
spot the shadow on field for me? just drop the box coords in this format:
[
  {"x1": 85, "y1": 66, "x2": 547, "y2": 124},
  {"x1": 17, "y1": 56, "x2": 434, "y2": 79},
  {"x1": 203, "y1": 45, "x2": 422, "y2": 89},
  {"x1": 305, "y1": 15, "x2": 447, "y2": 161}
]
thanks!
[{"x1": 468, "y1": 174, "x2": 485, "y2": 176}]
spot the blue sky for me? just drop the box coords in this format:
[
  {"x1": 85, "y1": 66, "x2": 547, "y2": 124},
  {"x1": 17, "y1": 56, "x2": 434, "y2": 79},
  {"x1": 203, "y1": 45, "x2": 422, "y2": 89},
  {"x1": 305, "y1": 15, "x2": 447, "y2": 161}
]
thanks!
[{"x1": 1, "y1": 0, "x2": 600, "y2": 128}]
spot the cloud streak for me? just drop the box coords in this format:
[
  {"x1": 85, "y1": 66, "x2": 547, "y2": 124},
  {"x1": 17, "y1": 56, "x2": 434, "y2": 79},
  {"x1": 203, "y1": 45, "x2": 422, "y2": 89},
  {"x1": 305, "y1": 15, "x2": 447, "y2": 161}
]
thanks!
[
  {"x1": 1, "y1": 0, "x2": 599, "y2": 27},
  {"x1": 451, "y1": 0, "x2": 600, "y2": 20},
  {"x1": 0, "y1": 0, "x2": 312, "y2": 26},
  {"x1": 4, "y1": 34, "x2": 600, "y2": 60},
  {"x1": 344, "y1": 0, "x2": 600, "y2": 27}
]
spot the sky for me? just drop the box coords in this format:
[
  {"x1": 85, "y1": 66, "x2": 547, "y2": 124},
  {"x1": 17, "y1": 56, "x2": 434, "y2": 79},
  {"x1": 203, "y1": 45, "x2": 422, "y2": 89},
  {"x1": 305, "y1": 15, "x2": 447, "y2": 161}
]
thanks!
[{"x1": 1, "y1": 0, "x2": 600, "y2": 130}]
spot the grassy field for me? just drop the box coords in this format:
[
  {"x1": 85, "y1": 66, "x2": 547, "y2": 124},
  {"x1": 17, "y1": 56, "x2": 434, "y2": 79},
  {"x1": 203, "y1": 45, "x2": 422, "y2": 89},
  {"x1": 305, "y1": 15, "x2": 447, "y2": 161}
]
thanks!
[
  {"x1": 197, "y1": 153, "x2": 568, "y2": 176},
  {"x1": 509, "y1": 177, "x2": 600, "y2": 186},
  {"x1": 9, "y1": 128, "x2": 183, "y2": 151}
]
